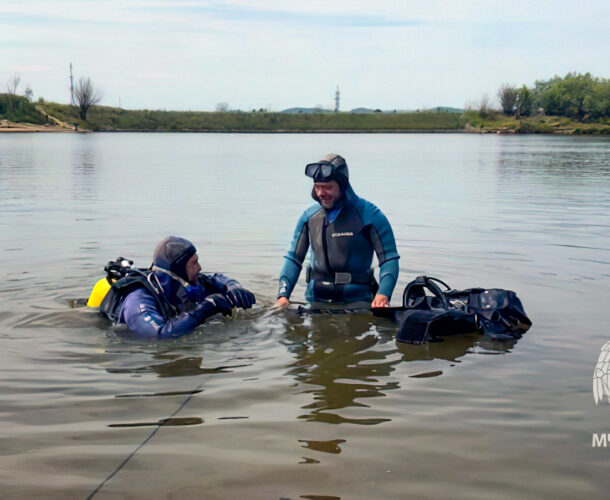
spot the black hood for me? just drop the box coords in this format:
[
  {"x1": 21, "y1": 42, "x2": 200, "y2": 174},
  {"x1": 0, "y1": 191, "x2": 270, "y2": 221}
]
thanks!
[
  {"x1": 152, "y1": 236, "x2": 196, "y2": 282},
  {"x1": 309, "y1": 153, "x2": 352, "y2": 205}
]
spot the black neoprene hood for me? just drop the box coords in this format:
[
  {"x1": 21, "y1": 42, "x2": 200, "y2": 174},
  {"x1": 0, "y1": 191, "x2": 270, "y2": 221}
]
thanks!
[
  {"x1": 152, "y1": 236, "x2": 197, "y2": 282},
  {"x1": 307, "y1": 153, "x2": 349, "y2": 186}
]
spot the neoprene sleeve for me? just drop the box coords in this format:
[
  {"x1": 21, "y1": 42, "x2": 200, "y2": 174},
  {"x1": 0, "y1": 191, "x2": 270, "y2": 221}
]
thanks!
[
  {"x1": 122, "y1": 289, "x2": 220, "y2": 339},
  {"x1": 278, "y1": 207, "x2": 316, "y2": 298}
]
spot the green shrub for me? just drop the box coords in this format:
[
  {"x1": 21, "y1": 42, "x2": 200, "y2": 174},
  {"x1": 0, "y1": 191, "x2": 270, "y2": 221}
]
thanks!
[{"x1": 0, "y1": 93, "x2": 48, "y2": 124}]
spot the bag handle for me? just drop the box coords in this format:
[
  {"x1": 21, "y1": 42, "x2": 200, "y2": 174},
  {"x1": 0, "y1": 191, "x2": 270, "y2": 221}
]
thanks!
[{"x1": 402, "y1": 276, "x2": 451, "y2": 309}]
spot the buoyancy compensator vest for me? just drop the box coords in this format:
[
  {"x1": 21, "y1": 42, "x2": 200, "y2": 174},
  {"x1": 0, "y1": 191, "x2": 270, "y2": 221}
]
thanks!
[
  {"x1": 373, "y1": 276, "x2": 532, "y2": 344},
  {"x1": 305, "y1": 200, "x2": 380, "y2": 301},
  {"x1": 92, "y1": 257, "x2": 177, "y2": 323}
]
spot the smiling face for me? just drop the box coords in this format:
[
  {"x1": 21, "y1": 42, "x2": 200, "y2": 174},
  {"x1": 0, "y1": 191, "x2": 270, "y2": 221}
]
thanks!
[
  {"x1": 314, "y1": 180, "x2": 342, "y2": 210},
  {"x1": 185, "y1": 253, "x2": 201, "y2": 284}
]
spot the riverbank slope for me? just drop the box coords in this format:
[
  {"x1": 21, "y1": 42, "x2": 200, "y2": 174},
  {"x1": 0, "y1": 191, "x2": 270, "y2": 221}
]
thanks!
[
  {"x1": 36, "y1": 103, "x2": 610, "y2": 134},
  {"x1": 2, "y1": 96, "x2": 609, "y2": 134}
]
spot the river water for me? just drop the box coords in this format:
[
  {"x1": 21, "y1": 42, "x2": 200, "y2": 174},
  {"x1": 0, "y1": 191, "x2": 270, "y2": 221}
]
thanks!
[{"x1": 1, "y1": 132, "x2": 609, "y2": 499}]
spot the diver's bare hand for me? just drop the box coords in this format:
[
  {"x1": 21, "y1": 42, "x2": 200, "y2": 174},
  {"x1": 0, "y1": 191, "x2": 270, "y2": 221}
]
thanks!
[
  {"x1": 371, "y1": 294, "x2": 390, "y2": 308},
  {"x1": 274, "y1": 297, "x2": 290, "y2": 308}
]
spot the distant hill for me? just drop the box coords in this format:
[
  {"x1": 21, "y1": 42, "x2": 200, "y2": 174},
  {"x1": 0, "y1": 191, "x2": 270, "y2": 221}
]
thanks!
[
  {"x1": 351, "y1": 106, "x2": 464, "y2": 114},
  {"x1": 281, "y1": 106, "x2": 464, "y2": 114},
  {"x1": 350, "y1": 108, "x2": 377, "y2": 114},
  {"x1": 426, "y1": 106, "x2": 464, "y2": 113},
  {"x1": 281, "y1": 107, "x2": 332, "y2": 114}
]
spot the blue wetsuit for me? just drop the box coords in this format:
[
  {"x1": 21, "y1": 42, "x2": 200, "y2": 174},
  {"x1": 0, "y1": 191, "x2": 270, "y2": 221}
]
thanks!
[
  {"x1": 278, "y1": 184, "x2": 399, "y2": 303},
  {"x1": 117, "y1": 272, "x2": 235, "y2": 339}
]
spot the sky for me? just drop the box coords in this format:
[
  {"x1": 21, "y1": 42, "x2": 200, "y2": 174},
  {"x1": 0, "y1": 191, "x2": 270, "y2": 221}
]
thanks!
[{"x1": 1, "y1": 0, "x2": 609, "y2": 111}]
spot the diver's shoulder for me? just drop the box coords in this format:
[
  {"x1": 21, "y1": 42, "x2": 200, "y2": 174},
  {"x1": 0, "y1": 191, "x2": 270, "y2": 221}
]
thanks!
[
  {"x1": 354, "y1": 196, "x2": 381, "y2": 215},
  {"x1": 355, "y1": 197, "x2": 395, "y2": 227},
  {"x1": 123, "y1": 285, "x2": 155, "y2": 307},
  {"x1": 302, "y1": 204, "x2": 323, "y2": 220}
]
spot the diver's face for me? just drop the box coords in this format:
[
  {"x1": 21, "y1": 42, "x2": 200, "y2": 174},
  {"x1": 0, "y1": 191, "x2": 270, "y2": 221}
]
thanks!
[
  {"x1": 185, "y1": 254, "x2": 201, "y2": 284},
  {"x1": 314, "y1": 180, "x2": 341, "y2": 210}
]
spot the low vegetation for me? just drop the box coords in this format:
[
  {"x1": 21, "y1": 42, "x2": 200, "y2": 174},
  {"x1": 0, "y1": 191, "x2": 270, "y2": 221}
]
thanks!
[
  {"x1": 0, "y1": 93, "x2": 48, "y2": 124},
  {"x1": 462, "y1": 110, "x2": 610, "y2": 134},
  {"x1": 37, "y1": 103, "x2": 465, "y2": 132}
]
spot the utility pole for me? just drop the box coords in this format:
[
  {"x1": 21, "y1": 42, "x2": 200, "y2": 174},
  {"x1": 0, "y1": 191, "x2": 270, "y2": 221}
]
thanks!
[
  {"x1": 69, "y1": 63, "x2": 74, "y2": 105},
  {"x1": 334, "y1": 85, "x2": 340, "y2": 112}
]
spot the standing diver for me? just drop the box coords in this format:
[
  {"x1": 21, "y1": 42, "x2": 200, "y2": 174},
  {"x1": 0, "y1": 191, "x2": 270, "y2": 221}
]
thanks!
[
  {"x1": 98, "y1": 236, "x2": 255, "y2": 338},
  {"x1": 274, "y1": 153, "x2": 399, "y2": 308}
]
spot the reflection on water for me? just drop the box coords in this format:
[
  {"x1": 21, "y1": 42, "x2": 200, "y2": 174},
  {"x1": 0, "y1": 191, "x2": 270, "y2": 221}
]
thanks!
[
  {"x1": 108, "y1": 416, "x2": 204, "y2": 428},
  {"x1": 299, "y1": 439, "x2": 346, "y2": 454},
  {"x1": 105, "y1": 352, "x2": 251, "y2": 377},
  {"x1": 115, "y1": 389, "x2": 204, "y2": 398},
  {"x1": 72, "y1": 141, "x2": 97, "y2": 201},
  {"x1": 0, "y1": 134, "x2": 609, "y2": 499},
  {"x1": 282, "y1": 313, "x2": 399, "y2": 425},
  {"x1": 279, "y1": 310, "x2": 497, "y2": 425}
]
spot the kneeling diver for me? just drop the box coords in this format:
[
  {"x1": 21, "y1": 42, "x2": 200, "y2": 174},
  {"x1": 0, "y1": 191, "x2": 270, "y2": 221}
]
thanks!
[{"x1": 95, "y1": 236, "x2": 255, "y2": 338}]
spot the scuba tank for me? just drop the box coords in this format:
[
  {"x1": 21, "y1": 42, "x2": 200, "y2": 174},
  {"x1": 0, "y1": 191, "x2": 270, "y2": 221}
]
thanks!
[{"x1": 86, "y1": 257, "x2": 134, "y2": 307}]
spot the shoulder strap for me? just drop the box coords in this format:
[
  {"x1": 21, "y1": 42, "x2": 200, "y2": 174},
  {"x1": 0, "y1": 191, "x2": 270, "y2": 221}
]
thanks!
[{"x1": 100, "y1": 269, "x2": 176, "y2": 322}]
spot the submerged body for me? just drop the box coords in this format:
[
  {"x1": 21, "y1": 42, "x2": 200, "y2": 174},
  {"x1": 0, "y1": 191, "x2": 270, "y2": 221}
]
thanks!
[
  {"x1": 100, "y1": 236, "x2": 254, "y2": 339},
  {"x1": 113, "y1": 271, "x2": 235, "y2": 338}
]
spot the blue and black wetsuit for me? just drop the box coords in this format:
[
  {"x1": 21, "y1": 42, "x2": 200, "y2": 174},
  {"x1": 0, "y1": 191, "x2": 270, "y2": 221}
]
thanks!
[
  {"x1": 117, "y1": 271, "x2": 235, "y2": 339},
  {"x1": 278, "y1": 184, "x2": 399, "y2": 304},
  {"x1": 101, "y1": 236, "x2": 253, "y2": 339}
]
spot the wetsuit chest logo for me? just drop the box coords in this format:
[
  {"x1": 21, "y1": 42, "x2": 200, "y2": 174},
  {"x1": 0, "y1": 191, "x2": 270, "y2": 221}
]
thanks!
[{"x1": 331, "y1": 232, "x2": 354, "y2": 237}]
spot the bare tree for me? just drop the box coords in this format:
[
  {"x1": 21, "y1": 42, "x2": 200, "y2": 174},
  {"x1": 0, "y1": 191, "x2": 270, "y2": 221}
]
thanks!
[
  {"x1": 498, "y1": 84, "x2": 518, "y2": 115},
  {"x1": 215, "y1": 102, "x2": 229, "y2": 112},
  {"x1": 6, "y1": 74, "x2": 21, "y2": 95},
  {"x1": 5, "y1": 74, "x2": 21, "y2": 113},
  {"x1": 463, "y1": 100, "x2": 477, "y2": 111},
  {"x1": 478, "y1": 93, "x2": 490, "y2": 116},
  {"x1": 74, "y1": 77, "x2": 103, "y2": 120}
]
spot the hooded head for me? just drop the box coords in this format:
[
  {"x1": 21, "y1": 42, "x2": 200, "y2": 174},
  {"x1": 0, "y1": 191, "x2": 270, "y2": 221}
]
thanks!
[
  {"x1": 153, "y1": 236, "x2": 197, "y2": 282},
  {"x1": 306, "y1": 153, "x2": 351, "y2": 207}
]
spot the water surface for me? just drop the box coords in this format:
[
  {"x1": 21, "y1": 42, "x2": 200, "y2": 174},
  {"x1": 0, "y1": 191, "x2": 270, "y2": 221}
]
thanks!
[{"x1": 1, "y1": 133, "x2": 609, "y2": 499}]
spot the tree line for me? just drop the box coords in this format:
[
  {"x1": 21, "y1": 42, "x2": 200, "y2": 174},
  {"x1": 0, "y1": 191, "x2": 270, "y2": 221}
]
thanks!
[
  {"x1": 2, "y1": 72, "x2": 102, "y2": 123},
  {"x1": 496, "y1": 72, "x2": 610, "y2": 119}
]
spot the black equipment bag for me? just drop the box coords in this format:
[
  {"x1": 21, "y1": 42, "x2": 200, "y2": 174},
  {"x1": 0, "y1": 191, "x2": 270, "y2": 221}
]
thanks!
[{"x1": 377, "y1": 276, "x2": 532, "y2": 344}]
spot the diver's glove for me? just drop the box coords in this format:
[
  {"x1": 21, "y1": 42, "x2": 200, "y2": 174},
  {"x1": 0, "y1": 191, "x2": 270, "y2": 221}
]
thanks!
[
  {"x1": 225, "y1": 283, "x2": 256, "y2": 309},
  {"x1": 205, "y1": 294, "x2": 234, "y2": 316},
  {"x1": 192, "y1": 293, "x2": 233, "y2": 321}
]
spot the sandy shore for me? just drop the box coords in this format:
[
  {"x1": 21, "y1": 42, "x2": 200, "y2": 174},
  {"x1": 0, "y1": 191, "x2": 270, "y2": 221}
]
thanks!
[{"x1": 0, "y1": 119, "x2": 75, "y2": 133}]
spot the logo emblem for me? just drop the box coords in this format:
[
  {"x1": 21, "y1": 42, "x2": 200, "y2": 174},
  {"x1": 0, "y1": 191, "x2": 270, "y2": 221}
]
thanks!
[{"x1": 593, "y1": 341, "x2": 610, "y2": 405}]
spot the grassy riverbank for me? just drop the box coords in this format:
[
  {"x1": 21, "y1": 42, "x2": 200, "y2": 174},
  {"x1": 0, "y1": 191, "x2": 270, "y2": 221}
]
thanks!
[
  {"x1": 0, "y1": 94, "x2": 48, "y2": 125},
  {"x1": 463, "y1": 111, "x2": 610, "y2": 134},
  {"x1": 3, "y1": 96, "x2": 608, "y2": 134},
  {"x1": 38, "y1": 102, "x2": 465, "y2": 132}
]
